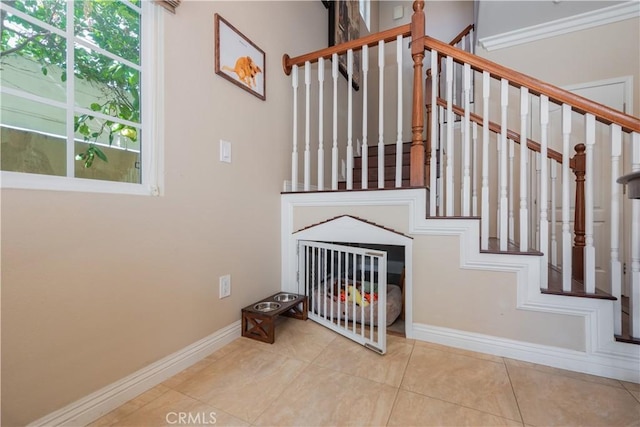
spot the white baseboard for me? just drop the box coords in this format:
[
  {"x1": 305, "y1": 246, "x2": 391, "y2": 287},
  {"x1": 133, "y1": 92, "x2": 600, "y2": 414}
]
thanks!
[
  {"x1": 412, "y1": 322, "x2": 640, "y2": 383},
  {"x1": 29, "y1": 321, "x2": 241, "y2": 427}
]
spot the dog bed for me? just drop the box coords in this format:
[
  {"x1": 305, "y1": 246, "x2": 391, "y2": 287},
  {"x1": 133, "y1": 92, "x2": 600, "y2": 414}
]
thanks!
[{"x1": 311, "y1": 281, "x2": 402, "y2": 326}]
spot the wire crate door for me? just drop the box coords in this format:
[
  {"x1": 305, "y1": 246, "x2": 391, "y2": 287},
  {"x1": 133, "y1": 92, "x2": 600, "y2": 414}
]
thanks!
[{"x1": 298, "y1": 240, "x2": 387, "y2": 354}]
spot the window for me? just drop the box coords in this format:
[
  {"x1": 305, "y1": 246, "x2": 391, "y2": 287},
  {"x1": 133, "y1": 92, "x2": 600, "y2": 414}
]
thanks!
[
  {"x1": 0, "y1": 0, "x2": 162, "y2": 195},
  {"x1": 359, "y1": 0, "x2": 370, "y2": 32}
]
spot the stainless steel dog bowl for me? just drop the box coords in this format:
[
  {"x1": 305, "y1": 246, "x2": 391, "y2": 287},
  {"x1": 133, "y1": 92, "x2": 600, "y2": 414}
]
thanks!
[
  {"x1": 273, "y1": 293, "x2": 298, "y2": 302},
  {"x1": 253, "y1": 302, "x2": 281, "y2": 312}
]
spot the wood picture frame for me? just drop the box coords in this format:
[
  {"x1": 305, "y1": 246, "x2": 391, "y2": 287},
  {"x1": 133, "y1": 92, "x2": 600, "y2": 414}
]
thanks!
[
  {"x1": 214, "y1": 14, "x2": 266, "y2": 100},
  {"x1": 328, "y1": 0, "x2": 360, "y2": 91}
]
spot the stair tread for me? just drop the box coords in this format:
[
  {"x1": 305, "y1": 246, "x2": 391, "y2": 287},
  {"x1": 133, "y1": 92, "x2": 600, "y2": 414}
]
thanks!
[{"x1": 542, "y1": 264, "x2": 616, "y2": 300}]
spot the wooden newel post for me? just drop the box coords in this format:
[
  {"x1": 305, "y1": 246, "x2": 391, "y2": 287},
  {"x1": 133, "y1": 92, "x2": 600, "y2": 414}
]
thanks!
[
  {"x1": 410, "y1": 0, "x2": 426, "y2": 187},
  {"x1": 572, "y1": 143, "x2": 586, "y2": 281}
]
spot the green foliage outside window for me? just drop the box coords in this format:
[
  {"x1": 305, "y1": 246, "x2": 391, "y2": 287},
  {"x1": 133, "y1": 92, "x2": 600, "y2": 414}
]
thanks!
[{"x1": 1, "y1": 0, "x2": 141, "y2": 168}]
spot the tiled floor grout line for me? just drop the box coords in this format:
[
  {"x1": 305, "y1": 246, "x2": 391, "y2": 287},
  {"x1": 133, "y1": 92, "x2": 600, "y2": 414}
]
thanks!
[
  {"x1": 504, "y1": 359, "x2": 526, "y2": 426},
  {"x1": 383, "y1": 336, "x2": 415, "y2": 426},
  {"x1": 248, "y1": 358, "x2": 313, "y2": 426},
  {"x1": 384, "y1": 386, "x2": 402, "y2": 426}
]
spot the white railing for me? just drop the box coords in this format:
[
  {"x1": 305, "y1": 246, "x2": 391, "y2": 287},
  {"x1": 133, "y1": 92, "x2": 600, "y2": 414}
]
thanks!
[
  {"x1": 286, "y1": 32, "x2": 410, "y2": 192},
  {"x1": 425, "y1": 37, "x2": 640, "y2": 339}
]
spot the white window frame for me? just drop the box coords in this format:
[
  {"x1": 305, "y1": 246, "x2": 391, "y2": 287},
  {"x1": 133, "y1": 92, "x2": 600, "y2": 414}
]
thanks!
[{"x1": 0, "y1": 0, "x2": 164, "y2": 196}]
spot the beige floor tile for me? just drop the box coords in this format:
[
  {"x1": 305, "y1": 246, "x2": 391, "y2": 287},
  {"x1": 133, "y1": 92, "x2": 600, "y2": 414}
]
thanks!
[
  {"x1": 388, "y1": 390, "x2": 523, "y2": 426},
  {"x1": 111, "y1": 389, "x2": 248, "y2": 427},
  {"x1": 244, "y1": 317, "x2": 338, "y2": 362},
  {"x1": 87, "y1": 385, "x2": 171, "y2": 426},
  {"x1": 401, "y1": 346, "x2": 522, "y2": 422},
  {"x1": 253, "y1": 363, "x2": 397, "y2": 426},
  {"x1": 622, "y1": 381, "x2": 640, "y2": 393},
  {"x1": 507, "y1": 363, "x2": 640, "y2": 426},
  {"x1": 313, "y1": 333, "x2": 413, "y2": 387},
  {"x1": 504, "y1": 358, "x2": 624, "y2": 389},
  {"x1": 204, "y1": 336, "x2": 261, "y2": 361},
  {"x1": 161, "y1": 358, "x2": 216, "y2": 389},
  {"x1": 414, "y1": 340, "x2": 505, "y2": 363},
  {"x1": 174, "y1": 346, "x2": 307, "y2": 423}
]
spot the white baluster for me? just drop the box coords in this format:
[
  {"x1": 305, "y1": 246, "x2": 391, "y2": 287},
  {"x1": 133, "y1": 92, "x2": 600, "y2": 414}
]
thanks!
[
  {"x1": 539, "y1": 95, "x2": 549, "y2": 288},
  {"x1": 520, "y1": 87, "x2": 529, "y2": 251},
  {"x1": 446, "y1": 56, "x2": 454, "y2": 215},
  {"x1": 430, "y1": 49, "x2": 439, "y2": 216},
  {"x1": 499, "y1": 79, "x2": 509, "y2": 251},
  {"x1": 550, "y1": 160, "x2": 557, "y2": 267},
  {"x1": 481, "y1": 71, "x2": 490, "y2": 250},
  {"x1": 631, "y1": 132, "x2": 640, "y2": 338},
  {"x1": 332, "y1": 54, "x2": 338, "y2": 190},
  {"x1": 584, "y1": 114, "x2": 596, "y2": 293},
  {"x1": 472, "y1": 122, "x2": 478, "y2": 216},
  {"x1": 378, "y1": 41, "x2": 385, "y2": 189},
  {"x1": 508, "y1": 138, "x2": 515, "y2": 241},
  {"x1": 291, "y1": 65, "x2": 299, "y2": 192},
  {"x1": 396, "y1": 35, "x2": 403, "y2": 188},
  {"x1": 530, "y1": 151, "x2": 536, "y2": 249},
  {"x1": 535, "y1": 152, "x2": 541, "y2": 251},
  {"x1": 610, "y1": 124, "x2": 622, "y2": 334},
  {"x1": 317, "y1": 58, "x2": 325, "y2": 191},
  {"x1": 462, "y1": 63, "x2": 471, "y2": 216},
  {"x1": 561, "y1": 104, "x2": 572, "y2": 291},
  {"x1": 361, "y1": 45, "x2": 369, "y2": 189},
  {"x1": 347, "y1": 49, "x2": 354, "y2": 190},
  {"x1": 438, "y1": 105, "x2": 445, "y2": 216},
  {"x1": 304, "y1": 61, "x2": 311, "y2": 191},
  {"x1": 452, "y1": 53, "x2": 458, "y2": 107}
]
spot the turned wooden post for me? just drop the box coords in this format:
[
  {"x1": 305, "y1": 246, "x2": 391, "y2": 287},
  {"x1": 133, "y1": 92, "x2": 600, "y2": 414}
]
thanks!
[
  {"x1": 425, "y1": 68, "x2": 432, "y2": 184},
  {"x1": 410, "y1": 0, "x2": 426, "y2": 187},
  {"x1": 572, "y1": 143, "x2": 586, "y2": 281}
]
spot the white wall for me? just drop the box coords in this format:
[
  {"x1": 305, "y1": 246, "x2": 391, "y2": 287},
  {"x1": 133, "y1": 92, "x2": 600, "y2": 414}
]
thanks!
[
  {"x1": 0, "y1": 1, "x2": 328, "y2": 424},
  {"x1": 476, "y1": 0, "x2": 625, "y2": 40}
]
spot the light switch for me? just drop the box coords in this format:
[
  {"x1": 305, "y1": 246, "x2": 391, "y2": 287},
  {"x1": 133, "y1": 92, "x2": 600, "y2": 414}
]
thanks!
[{"x1": 220, "y1": 139, "x2": 232, "y2": 163}]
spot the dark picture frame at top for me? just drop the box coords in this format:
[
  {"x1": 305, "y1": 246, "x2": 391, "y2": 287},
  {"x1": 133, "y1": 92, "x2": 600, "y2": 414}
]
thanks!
[
  {"x1": 327, "y1": 0, "x2": 360, "y2": 91},
  {"x1": 214, "y1": 14, "x2": 266, "y2": 100}
]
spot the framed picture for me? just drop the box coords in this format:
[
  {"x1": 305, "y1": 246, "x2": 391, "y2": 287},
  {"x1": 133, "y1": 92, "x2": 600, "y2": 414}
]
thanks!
[
  {"x1": 214, "y1": 14, "x2": 266, "y2": 100},
  {"x1": 328, "y1": 0, "x2": 360, "y2": 91}
]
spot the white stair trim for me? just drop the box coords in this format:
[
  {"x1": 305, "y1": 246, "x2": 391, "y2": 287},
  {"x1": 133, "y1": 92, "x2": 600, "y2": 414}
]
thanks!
[
  {"x1": 413, "y1": 323, "x2": 640, "y2": 383},
  {"x1": 281, "y1": 189, "x2": 640, "y2": 382},
  {"x1": 478, "y1": 1, "x2": 640, "y2": 51},
  {"x1": 29, "y1": 321, "x2": 241, "y2": 427}
]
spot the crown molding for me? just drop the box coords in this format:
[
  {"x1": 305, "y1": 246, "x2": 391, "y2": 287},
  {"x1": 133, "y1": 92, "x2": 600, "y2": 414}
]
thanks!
[{"x1": 478, "y1": 1, "x2": 640, "y2": 51}]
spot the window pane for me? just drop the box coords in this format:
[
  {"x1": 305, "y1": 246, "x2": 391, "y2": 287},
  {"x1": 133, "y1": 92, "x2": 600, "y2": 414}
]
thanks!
[
  {"x1": 1, "y1": 93, "x2": 66, "y2": 176},
  {"x1": 5, "y1": 0, "x2": 67, "y2": 30},
  {"x1": 74, "y1": 0, "x2": 140, "y2": 65},
  {"x1": 1, "y1": 12, "x2": 67, "y2": 102},
  {"x1": 74, "y1": 141, "x2": 140, "y2": 184},
  {"x1": 74, "y1": 44, "x2": 141, "y2": 125}
]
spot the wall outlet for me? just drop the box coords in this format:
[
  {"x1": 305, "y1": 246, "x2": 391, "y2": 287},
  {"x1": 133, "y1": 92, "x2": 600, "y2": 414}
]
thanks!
[{"x1": 219, "y1": 274, "x2": 231, "y2": 299}]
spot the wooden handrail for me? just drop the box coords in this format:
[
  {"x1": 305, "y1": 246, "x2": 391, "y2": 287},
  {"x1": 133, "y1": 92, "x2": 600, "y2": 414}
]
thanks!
[
  {"x1": 282, "y1": 24, "x2": 411, "y2": 75},
  {"x1": 424, "y1": 36, "x2": 640, "y2": 133},
  {"x1": 435, "y1": 97, "x2": 570, "y2": 167},
  {"x1": 449, "y1": 24, "x2": 473, "y2": 46}
]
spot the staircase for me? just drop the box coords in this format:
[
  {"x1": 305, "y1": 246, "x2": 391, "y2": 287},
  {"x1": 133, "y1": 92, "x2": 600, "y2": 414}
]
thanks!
[
  {"x1": 338, "y1": 142, "x2": 413, "y2": 190},
  {"x1": 280, "y1": 0, "x2": 640, "y2": 380}
]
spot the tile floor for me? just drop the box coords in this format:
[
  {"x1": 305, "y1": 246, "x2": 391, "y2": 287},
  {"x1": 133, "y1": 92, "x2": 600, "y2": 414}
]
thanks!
[{"x1": 90, "y1": 318, "x2": 640, "y2": 427}]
